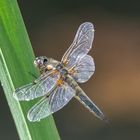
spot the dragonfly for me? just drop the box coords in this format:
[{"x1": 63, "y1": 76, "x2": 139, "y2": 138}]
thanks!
[{"x1": 13, "y1": 22, "x2": 107, "y2": 122}]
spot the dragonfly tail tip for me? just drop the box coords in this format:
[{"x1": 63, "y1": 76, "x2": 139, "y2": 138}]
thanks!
[{"x1": 102, "y1": 116, "x2": 110, "y2": 124}]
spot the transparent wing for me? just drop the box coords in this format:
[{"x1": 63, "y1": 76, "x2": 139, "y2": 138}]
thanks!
[
  {"x1": 27, "y1": 97, "x2": 51, "y2": 122},
  {"x1": 13, "y1": 71, "x2": 60, "y2": 101},
  {"x1": 27, "y1": 82, "x2": 75, "y2": 122},
  {"x1": 61, "y1": 22, "x2": 94, "y2": 68},
  {"x1": 71, "y1": 55, "x2": 95, "y2": 83},
  {"x1": 50, "y1": 82, "x2": 75, "y2": 113}
]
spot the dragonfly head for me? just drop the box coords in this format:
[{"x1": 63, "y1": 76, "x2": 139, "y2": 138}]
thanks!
[
  {"x1": 34, "y1": 56, "x2": 59, "y2": 73},
  {"x1": 34, "y1": 56, "x2": 50, "y2": 72}
]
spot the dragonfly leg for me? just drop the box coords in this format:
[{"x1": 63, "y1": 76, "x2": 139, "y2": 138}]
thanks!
[{"x1": 28, "y1": 71, "x2": 38, "y2": 79}]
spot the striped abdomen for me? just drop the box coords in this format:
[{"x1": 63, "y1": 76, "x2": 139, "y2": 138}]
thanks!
[{"x1": 65, "y1": 75, "x2": 108, "y2": 122}]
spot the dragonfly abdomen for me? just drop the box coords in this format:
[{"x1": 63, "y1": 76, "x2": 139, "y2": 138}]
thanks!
[
  {"x1": 65, "y1": 75, "x2": 108, "y2": 122},
  {"x1": 64, "y1": 75, "x2": 79, "y2": 92},
  {"x1": 75, "y1": 93, "x2": 108, "y2": 122}
]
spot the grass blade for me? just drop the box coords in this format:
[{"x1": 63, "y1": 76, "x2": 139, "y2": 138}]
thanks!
[{"x1": 0, "y1": 0, "x2": 60, "y2": 140}]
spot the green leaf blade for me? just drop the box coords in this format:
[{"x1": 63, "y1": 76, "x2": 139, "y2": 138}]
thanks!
[{"x1": 0, "y1": 0, "x2": 60, "y2": 140}]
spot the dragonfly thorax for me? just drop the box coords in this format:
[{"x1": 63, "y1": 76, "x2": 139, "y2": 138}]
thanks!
[{"x1": 56, "y1": 63, "x2": 68, "y2": 76}]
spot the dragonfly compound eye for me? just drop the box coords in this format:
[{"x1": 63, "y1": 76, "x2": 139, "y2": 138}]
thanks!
[{"x1": 43, "y1": 58, "x2": 48, "y2": 64}]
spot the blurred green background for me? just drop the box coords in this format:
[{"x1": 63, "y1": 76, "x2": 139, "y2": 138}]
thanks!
[{"x1": 1, "y1": 0, "x2": 140, "y2": 139}]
